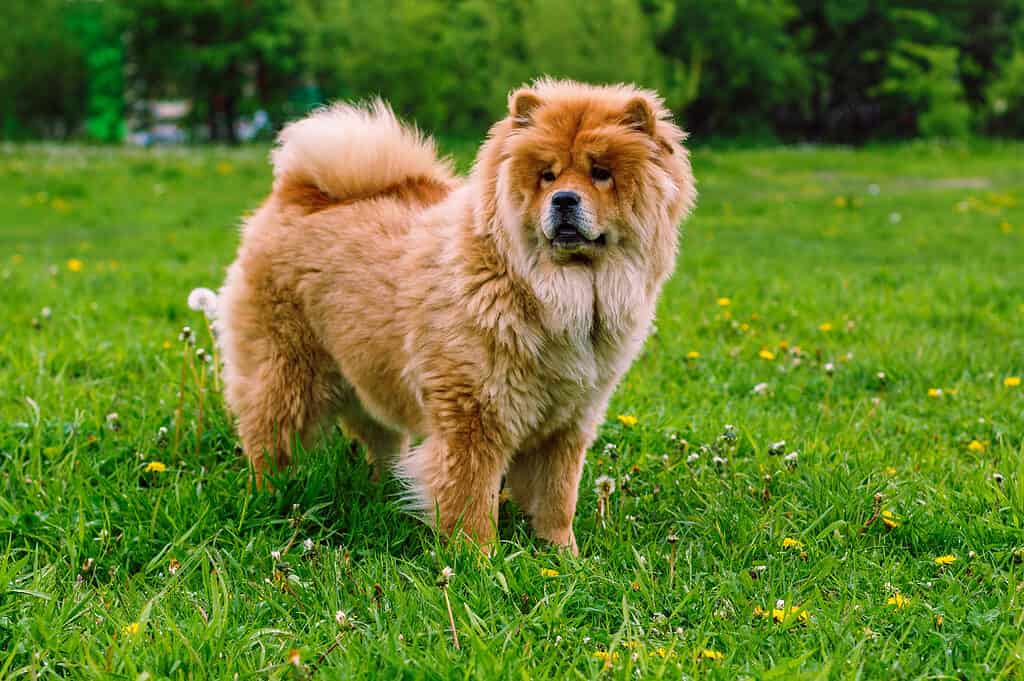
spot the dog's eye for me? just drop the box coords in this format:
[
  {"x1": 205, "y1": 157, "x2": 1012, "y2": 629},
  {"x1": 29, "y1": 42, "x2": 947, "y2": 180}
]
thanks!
[
  {"x1": 591, "y1": 166, "x2": 612, "y2": 182},
  {"x1": 541, "y1": 170, "x2": 556, "y2": 183}
]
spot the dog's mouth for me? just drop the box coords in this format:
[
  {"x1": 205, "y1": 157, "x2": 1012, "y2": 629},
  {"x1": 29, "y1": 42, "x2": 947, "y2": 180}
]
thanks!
[{"x1": 550, "y1": 224, "x2": 606, "y2": 250}]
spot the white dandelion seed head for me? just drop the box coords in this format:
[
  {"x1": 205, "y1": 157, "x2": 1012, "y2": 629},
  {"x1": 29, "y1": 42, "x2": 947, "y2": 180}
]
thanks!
[
  {"x1": 335, "y1": 610, "x2": 354, "y2": 629},
  {"x1": 303, "y1": 538, "x2": 314, "y2": 552},
  {"x1": 595, "y1": 475, "x2": 616, "y2": 497},
  {"x1": 993, "y1": 472, "x2": 1004, "y2": 484},
  {"x1": 686, "y1": 453, "x2": 700, "y2": 464},
  {"x1": 187, "y1": 287, "x2": 219, "y2": 320},
  {"x1": 824, "y1": 362, "x2": 835, "y2": 374},
  {"x1": 752, "y1": 382, "x2": 769, "y2": 394},
  {"x1": 868, "y1": 184, "x2": 880, "y2": 196},
  {"x1": 889, "y1": 212, "x2": 902, "y2": 224},
  {"x1": 41, "y1": 306, "x2": 52, "y2": 319},
  {"x1": 769, "y1": 440, "x2": 786, "y2": 455},
  {"x1": 712, "y1": 456, "x2": 728, "y2": 466},
  {"x1": 270, "y1": 550, "x2": 281, "y2": 561},
  {"x1": 775, "y1": 598, "x2": 786, "y2": 609}
]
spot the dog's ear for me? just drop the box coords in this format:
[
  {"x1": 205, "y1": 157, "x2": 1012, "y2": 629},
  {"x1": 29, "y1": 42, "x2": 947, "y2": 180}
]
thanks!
[
  {"x1": 509, "y1": 88, "x2": 542, "y2": 127},
  {"x1": 624, "y1": 95, "x2": 677, "y2": 154},
  {"x1": 622, "y1": 96, "x2": 656, "y2": 137}
]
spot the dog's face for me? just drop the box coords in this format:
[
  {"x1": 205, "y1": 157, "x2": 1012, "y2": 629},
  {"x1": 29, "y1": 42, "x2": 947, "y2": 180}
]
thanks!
[{"x1": 494, "y1": 82, "x2": 695, "y2": 266}]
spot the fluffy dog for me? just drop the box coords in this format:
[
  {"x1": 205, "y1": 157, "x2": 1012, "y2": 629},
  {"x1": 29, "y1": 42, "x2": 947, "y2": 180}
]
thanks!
[{"x1": 217, "y1": 79, "x2": 696, "y2": 553}]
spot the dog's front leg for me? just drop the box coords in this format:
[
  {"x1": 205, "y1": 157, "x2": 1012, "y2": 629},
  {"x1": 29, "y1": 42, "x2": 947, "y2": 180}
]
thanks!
[
  {"x1": 397, "y1": 431, "x2": 506, "y2": 551},
  {"x1": 506, "y1": 427, "x2": 590, "y2": 556}
]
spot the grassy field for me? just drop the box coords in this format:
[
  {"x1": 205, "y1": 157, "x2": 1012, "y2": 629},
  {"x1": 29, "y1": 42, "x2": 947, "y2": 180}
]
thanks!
[{"x1": 2, "y1": 139, "x2": 1023, "y2": 680}]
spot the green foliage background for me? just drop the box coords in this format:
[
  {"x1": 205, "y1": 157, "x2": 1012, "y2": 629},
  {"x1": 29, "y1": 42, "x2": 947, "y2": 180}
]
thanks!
[{"x1": 1, "y1": 0, "x2": 1024, "y2": 141}]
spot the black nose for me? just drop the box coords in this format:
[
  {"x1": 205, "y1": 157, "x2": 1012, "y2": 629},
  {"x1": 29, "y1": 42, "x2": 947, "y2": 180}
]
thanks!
[{"x1": 551, "y1": 191, "x2": 580, "y2": 209}]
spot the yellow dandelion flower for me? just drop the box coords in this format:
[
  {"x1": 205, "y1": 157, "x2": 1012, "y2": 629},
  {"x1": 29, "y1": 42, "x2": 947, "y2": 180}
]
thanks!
[
  {"x1": 881, "y1": 510, "x2": 899, "y2": 529},
  {"x1": 717, "y1": 297, "x2": 731, "y2": 307},
  {"x1": 51, "y1": 198, "x2": 70, "y2": 213},
  {"x1": 145, "y1": 461, "x2": 167, "y2": 473},
  {"x1": 884, "y1": 466, "x2": 897, "y2": 476},
  {"x1": 1004, "y1": 376, "x2": 1021, "y2": 387},
  {"x1": 593, "y1": 650, "x2": 619, "y2": 663},
  {"x1": 934, "y1": 554, "x2": 956, "y2": 566},
  {"x1": 935, "y1": 614, "x2": 944, "y2": 628},
  {"x1": 768, "y1": 606, "x2": 810, "y2": 624},
  {"x1": 886, "y1": 592, "x2": 908, "y2": 609},
  {"x1": 778, "y1": 340, "x2": 790, "y2": 350},
  {"x1": 927, "y1": 388, "x2": 943, "y2": 397},
  {"x1": 759, "y1": 349, "x2": 776, "y2": 360},
  {"x1": 623, "y1": 641, "x2": 641, "y2": 649},
  {"x1": 686, "y1": 350, "x2": 700, "y2": 359},
  {"x1": 699, "y1": 649, "x2": 725, "y2": 661},
  {"x1": 756, "y1": 604, "x2": 803, "y2": 623},
  {"x1": 740, "y1": 322, "x2": 750, "y2": 332},
  {"x1": 1001, "y1": 221, "x2": 1013, "y2": 234},
  {"x1": 833, "y1": 196, "x2": 847, "y2": 208},
  {"x1": 11, "y1": 254, "x2": 24, "y2": 265},
  {"x1": 540, "y1": 568, "x2": 559, "y2": 577},
  {"x1": 617, "y1": 414, "x2": 638, "y2": 427},
  {"x1": 215, "y1": 161, "x2": 235, "y2": 175},
  {"x1": 124, "y1": 622, "x2": 140, "y2": 636},
  {"x1": 818, "y1": 322, "x2": 833, "y2": 332},
  {"x1": 654, "y1": 647, "x2": 676, "y2": 659},
  {"x1": 630, "y1": 580, "x2": 641, "y2": 591},
  {"x1": 782, "y1": 537, "x2": 804, "y2": 550},
  {"x1": 967, "y1": 440, "x2": 986, "y2": 453},
  {"x1": 162, "y1": 340, "x2": 173, "y2": 350},
  {"x1": 66, "y1": 258, "x2": 84, "y2": 272}
]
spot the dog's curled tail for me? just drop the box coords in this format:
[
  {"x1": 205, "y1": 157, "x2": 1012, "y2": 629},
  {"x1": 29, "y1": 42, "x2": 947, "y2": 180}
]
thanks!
[{"x1": 271, "y1": 100, "x2": 454, "y2": 206}]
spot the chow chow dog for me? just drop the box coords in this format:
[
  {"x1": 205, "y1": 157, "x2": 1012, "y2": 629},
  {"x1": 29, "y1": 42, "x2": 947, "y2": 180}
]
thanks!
[{"x1": 217, "y1": 79, "x2": 695, "y2": 553}]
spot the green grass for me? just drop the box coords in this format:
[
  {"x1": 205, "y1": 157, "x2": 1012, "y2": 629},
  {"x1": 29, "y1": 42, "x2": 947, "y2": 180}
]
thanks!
[{"x1": 2, "y1": 139, "x2": 1023, "y2": 679}]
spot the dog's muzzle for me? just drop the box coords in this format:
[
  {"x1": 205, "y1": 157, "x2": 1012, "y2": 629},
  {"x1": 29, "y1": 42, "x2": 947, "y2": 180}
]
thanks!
[{"x1": 547, "y1": 191, "x2": 605, "y2": 250}]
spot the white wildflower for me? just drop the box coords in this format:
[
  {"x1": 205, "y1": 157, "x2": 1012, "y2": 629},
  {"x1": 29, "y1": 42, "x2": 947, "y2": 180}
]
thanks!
[{"x1": 187, "y1": 287, "x2": 219, "y2": 320}]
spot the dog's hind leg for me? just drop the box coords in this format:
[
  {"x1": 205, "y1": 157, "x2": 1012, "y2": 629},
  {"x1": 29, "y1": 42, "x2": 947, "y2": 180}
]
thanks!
[
  {"x1": 219, "y1": 271, "x2": 340, "y2": 485},
  {"x1": 335, "y1": 391, "x2": 408, "y2": 481},
  {"x1": 230, "y1": 350, "x2": 341, "y2": 486}
]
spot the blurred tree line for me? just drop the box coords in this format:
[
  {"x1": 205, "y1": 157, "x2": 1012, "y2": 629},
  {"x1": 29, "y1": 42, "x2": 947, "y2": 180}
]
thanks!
[{"x1": 2, "y1": 0, "x2": 1024, "y2": 143}]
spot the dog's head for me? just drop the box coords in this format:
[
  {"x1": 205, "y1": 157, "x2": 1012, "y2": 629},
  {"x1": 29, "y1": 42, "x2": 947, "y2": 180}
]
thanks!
[{"x1": 480, "y1": 79, "x2": 696, "y2": 270}]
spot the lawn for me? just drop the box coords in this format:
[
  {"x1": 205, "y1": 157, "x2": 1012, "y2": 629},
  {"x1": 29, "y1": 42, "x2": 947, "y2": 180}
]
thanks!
[{"x1": 1, "y1": 139, "x2": 1023, "y2": 679}]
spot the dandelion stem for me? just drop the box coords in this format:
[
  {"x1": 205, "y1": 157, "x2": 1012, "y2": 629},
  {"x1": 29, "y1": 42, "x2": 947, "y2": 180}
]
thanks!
[
  {"x1": 194, "y1": 362, "x2": 206, "y2": 461},
  {"x1": 669, "y1": 542, "x2": 677, "y2": 589},
  {"x1": 442, "y1": 586, "x2": 460, "y2": 651},
  {"x1": 202, "y1": 316, "x2": 220, "y2": 393},
  {"x1": 173, "y1": 342, "x2": 190, "y2": 458},
  {"x1": 860, "y1": 492, "x2": 884, "y2": 534}
]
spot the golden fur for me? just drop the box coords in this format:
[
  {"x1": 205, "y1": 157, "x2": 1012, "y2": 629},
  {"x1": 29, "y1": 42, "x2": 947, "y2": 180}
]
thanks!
[{"x1": 217, "y1": 79, "x2": 696, "y2": 553}]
